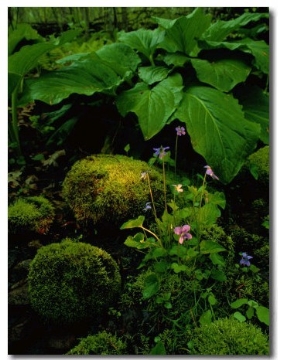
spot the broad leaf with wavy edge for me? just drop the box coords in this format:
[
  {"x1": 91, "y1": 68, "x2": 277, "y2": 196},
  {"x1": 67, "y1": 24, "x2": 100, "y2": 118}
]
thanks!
[
  {"x1": 116, "y1": 74, "x2": 183, "y2": 140},
  {"x1": 203, "y1": 12, "x2": 269, "y2": 42},
  {"x1": 138, "y1": 66, "x2": 171, "y2": 85},
  {"x1": 118, "y1": 28, "x2": 164, "y2": 62},
  {"x1": 238, "y1": 85, "x2": 269, "y2": 144},
  {"x1": 153, "y1": 8, "x2": 211, "y2": 56},
  {"x1": 191, "y1": 58, "x2": 251, "y2": 92},
  {"x1": 19, "y1": 46, "x2": 140, "y2": 105},
  {"x1": 173, "y1": 86, "x2": 260, "y2": 184},
  {"x1": 201, "y1": 38, "x2": 269, "y2": 75}
]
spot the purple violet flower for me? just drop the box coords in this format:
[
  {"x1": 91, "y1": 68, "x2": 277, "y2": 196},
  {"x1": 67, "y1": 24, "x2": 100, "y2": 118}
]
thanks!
[
  {"x1": 153, "y1": 146, "x2": 170, "y2": 159},
  {"x1": 240, "y1": 252, "x2": 253, "y2": 266},
  {"x1": 175, "y1": 126, "x2": 186, "y2": 136},
  {"x1": 143, "y1": 202, "x2": 152, "y2": 212},
  {"x1": 174, "y1": 224, "x2": 192, "y2": 244},
  {"x1": 204, "y1": 165, "x2": 219, "y2": 180}
]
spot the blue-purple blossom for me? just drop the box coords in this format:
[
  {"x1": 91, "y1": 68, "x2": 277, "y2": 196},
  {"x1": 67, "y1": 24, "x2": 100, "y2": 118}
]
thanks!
[
  {"x1": 175, "y1": 126, "x2": 186, "y2": 136},
  {"x1": 153, "y1": 146, "x2": 170, "y2": 159},
  {"x1": 240, "y1": 252, "x2": 253, "y2": 266},
  {"x1": 143, "y1": 202, "x2": 152, "y2": 212},
  {"x1": 204, "y1": 165, "x2": 219, "y2": 180},
  {"x1": 174, "y1": 224, "x2": 192, "y2": 244}
]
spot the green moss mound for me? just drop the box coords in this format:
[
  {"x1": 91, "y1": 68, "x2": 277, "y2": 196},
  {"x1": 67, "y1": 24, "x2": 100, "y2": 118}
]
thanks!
[
  {"x1": 66, "y1": 331, "x2": 127, "y2": 355},
  {"x1": 189, "y1": 317, "x2": 269, "y2": 355},
  {"x1": 62, "y1": 154, "x2": 165, "y2": 226},
  {"x1": 248, "y1": 146, "x2": 269, "y2": 185},
  {"x1": 28, "y1": 239, "x2": 121, "y2": 325},
  {"x1": 8, "y1": 196, "x2": 55, "y2": 234}
]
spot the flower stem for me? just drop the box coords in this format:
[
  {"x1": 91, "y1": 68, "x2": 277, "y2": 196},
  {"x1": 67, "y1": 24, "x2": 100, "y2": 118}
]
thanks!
[
  {"x1": 162, "y1": 159, "x2": 167, "y2": 212},
  {"x1": 146, "y1": 173, "x2": 158, "y2": 220},
  {"x1": 175, "y1": 134, "x2": 178, "y2": 178}
]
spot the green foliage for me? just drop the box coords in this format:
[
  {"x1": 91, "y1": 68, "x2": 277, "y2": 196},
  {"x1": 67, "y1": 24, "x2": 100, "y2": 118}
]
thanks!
[
  {"x1": 13, "y1": 8, "x2": 269, "y2": 183},
  {"x1": 28, "y1": 239, "x2": 121, "y2": 324},
  {"x1": 66, "y1": 331, "x2": 127, "y2": 355},
  {"x1": 121, "y1": 172, "x2": 231, "y2": 335},
  {"x1": 187, "y1": 318, "x2": 269, "y2": 355},
  {"x1": 8, "y1": 24, "x2": 82, "y2": 156},
  {"x1": 8, "y1": 195, "x2": 55, "y2": 234},
  {"x1": 231, "y1": 298, "x2": 269, "y2": 326},
  {"x1": 62, "y1": 154, "x2": 165, "y2": 226}
]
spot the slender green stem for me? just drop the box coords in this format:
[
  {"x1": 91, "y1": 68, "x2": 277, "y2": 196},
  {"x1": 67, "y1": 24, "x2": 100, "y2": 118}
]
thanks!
[
  {"x1": 175, "y1": 134, "x2": 178, "y2": 178},
  {"x1": 162, "y1": 159, "x2": 167, "y2": 212},
  {"x1": 11, "y1": 87, "x2": 22, "y2": 156},
  {"x1": 147, "y1": 173, "x2": 158, "y2": 220},
  {"x1": 196, "y1": 174, "x2": 207, "y2": 252}
]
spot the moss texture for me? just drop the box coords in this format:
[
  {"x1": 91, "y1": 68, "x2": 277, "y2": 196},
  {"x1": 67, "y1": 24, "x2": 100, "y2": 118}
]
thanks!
[
  {"x1": 66, "y1": 331, "x2": 127, "y2": 355},
  {"x1": 188, "y1": 318, "x2": 269, "y2": 355},
  {"x1": 8, "y1": 196, "x2": 55, "y2": 234},
  {"x1": 28, "y1": 239, "x2": 121, "y2": 325},
  {"x1": 247, "y1": 145, "x2": 269, "y2": 186},
  {"x1": 62, "y1": 154, "x2": 165, "y2": 226}
]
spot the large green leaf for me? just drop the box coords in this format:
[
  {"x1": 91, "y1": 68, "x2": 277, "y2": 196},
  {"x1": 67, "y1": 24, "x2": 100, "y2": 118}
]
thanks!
[
  {"x1": 19, "y1": 52, "x2": 125, "y2": 105},
  {"x1": 8, "y1": 42, "x2": 57, "y2": 97},
  {"x1": 238, "y1": 86, "x2": 269, "y2": 144},
  {"x1": 162, "y1": 53, "x2": 190, "y2": 67},
  {"x1": 173, "y1": 86, "x2": 260, "y2": 184},
  {"x1": 118, "y1": 28, "x2": 164, "y2": 61},
  {"x1": 8, "y1": 23, "x2": 42, "y2": 55},
  {"x1": 116, "y1": 74, "x2": 183, "y2": 140},
  {"x1": 138, "y1": 66, "x2": 171, "y2": 85},
  {"x1": 96, "y1": 43, "x2": 141, "y2": 77},
  {"x1": 203, "y1": 12, "x2": 269, "y2": 42},
  {"x1": 203, "y1": 38, "x2": 269, "y2": 75},
  {"x1": 153, "y1": 8, "x2": 211, "y2": 56},
  {"x1": 191, "y1": 58, "x2": 251, "y2": 92},
  {"x1": 238, "y1": 38, "x2": 269, "y2": 74}
]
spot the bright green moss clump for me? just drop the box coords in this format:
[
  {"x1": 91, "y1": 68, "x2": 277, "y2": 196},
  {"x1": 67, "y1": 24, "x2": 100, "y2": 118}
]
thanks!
[
  {"x1": 188, "y1": 318, "x2": 269, "y2": 355},
  {"x1": 8, "y1": 196, "x2": 55, "y2": 234},
  {"x1": 66, "y1": 331, "x2": 127, "y2": 355},
  {"x1": 248, "y1": 146, "x2": 269, "y2": 185},
  {"x1": 28, "y1": 239, "x2": 121, "y2": 325},
  {"x1": 62, "y1": 154, "x2": 164, "y2": 226}
]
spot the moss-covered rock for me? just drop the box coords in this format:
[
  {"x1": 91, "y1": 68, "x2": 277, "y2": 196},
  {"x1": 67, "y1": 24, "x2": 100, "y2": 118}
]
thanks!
[
  {"x1": 62, "y1": 154, "x2": 165, "y2": 226},
  {"x1": 8, "y1": 196, "x2": 55, "y2": 234},
  {"x1": 247, "y1": 146, "x2": 269, "y2": 186},
  {"x1": 66, "y1": 331, "x2": 127, "y2": 355},
  {"x1": 188, "y1": 318, "x2": 269, "y2": 355},
  {"x1": 28, "y1": 239, "x2": 121, "y2": 325}
]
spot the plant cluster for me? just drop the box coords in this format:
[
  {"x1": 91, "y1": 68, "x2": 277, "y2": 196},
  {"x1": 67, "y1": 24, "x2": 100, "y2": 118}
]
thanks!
[
  {"x1": 117, "y1": 127, "x2": 269, "y2": 354},
  {"x1": 8, "y1": 7, "x2": 270, "y2": 355},
  {"x1": 9, "y1": 8, "x2": 269, "y2": 185}
]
